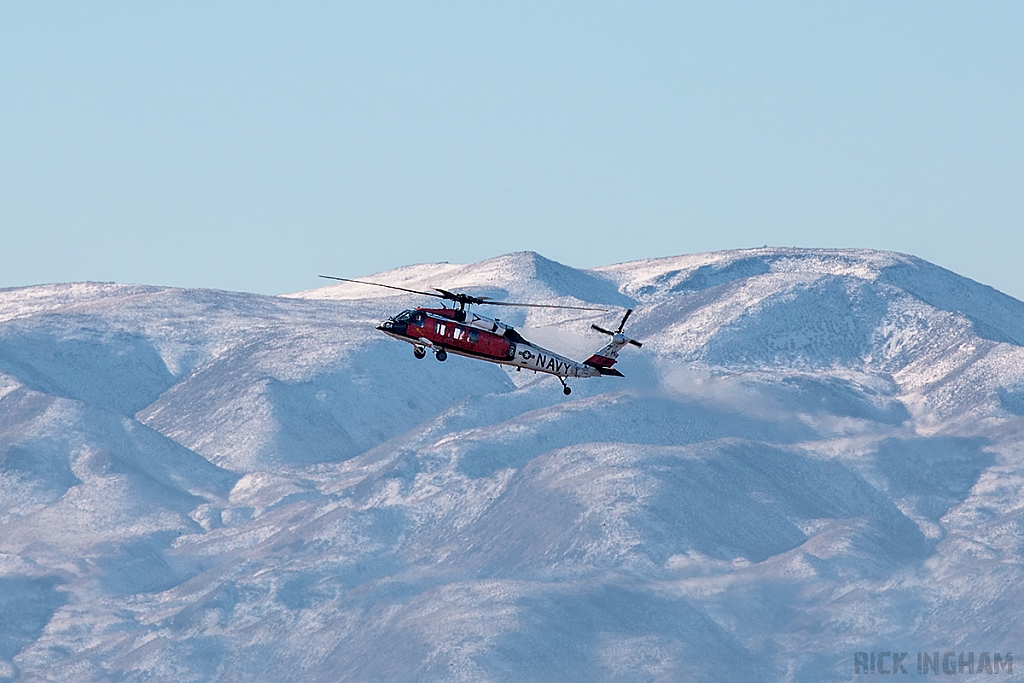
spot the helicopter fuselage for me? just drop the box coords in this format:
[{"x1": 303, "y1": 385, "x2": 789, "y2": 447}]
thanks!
[
  {"x1": 319, "y1": 274, "x2": 638, "y2": 393},
  {"x1": 376, "y1": 307, "x2": 611, "y2": 379}
]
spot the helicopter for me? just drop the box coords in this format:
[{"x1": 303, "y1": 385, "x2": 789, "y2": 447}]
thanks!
[{"x1": 319, "y1": 276, "x2": 643, "y2": 395}]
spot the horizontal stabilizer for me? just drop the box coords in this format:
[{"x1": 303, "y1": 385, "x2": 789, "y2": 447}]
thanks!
[{"x1": 597, "y1": 367, "x2": 624, "y2": 377}]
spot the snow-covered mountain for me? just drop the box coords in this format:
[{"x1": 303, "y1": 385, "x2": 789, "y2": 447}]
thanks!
[{"x1": 2, "y1": 248, "x2": 1023, "y2": 682}]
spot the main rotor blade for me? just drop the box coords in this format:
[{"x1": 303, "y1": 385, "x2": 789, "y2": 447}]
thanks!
[
  {"x1": 319, "y1": 276, "x2": 444, "y2": 299},
  {"x1": 485, "y1": 300, "x2": 609, "y2": 311},
  {"x1": 320, "y1": 276, "x2": 609, "y2": 311}
]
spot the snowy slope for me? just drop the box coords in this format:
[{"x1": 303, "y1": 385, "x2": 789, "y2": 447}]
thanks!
[{"x1": 2, "y1": 248, "x2": 1024, "y2": 682}]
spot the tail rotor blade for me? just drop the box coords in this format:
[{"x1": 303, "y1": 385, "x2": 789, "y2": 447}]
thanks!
[
  {"x1": 615, "y1": 308, "x2": 633, "y2": 334},
  {"x1": 628, "y1": 339, "x2": 643, "y2": 347},
  {"x1": 591, "y1": 324, "x2": 614, "y2": 336}
]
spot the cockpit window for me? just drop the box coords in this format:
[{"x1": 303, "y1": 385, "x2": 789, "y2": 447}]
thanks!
[{"x1": 394, "y1": 310, "x2": 413, "y2": 323}]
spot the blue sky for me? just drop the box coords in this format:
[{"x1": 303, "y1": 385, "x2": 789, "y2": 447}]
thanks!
[{"x1": 2, "y1": 2, "x2": 1022, "y2": 297}]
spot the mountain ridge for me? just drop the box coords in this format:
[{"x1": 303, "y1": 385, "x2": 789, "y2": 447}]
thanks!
[{"x1": 1, "y1": 248, "x2": 1022, "y2": 681}]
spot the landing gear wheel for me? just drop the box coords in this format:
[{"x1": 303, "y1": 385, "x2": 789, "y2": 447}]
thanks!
[
  {"x1": 435, "y1": 348, "x2": 447, "y2": 362},
  {"x1": 413, "y1": 347, "x2": 426, "y2": 359},
  {"x1": 563, "y1": 385, "x2": 572, "y2": 395}
]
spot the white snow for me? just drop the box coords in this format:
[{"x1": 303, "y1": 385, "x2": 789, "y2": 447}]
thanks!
[{"x1": 2, "y1": 247, "x2": 1024, "y2": 681}]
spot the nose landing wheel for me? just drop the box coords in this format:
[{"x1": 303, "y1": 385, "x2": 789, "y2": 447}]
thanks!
[{"x1": 413, "y1": 346, "x2": 426, "y2": 359}]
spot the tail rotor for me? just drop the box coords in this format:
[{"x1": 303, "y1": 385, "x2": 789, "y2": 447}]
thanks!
[{"x1": 591, "y1": 309, "x2": 643, "y2": 347}]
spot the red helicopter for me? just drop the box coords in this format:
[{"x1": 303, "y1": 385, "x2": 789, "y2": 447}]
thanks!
[{"x1": 320, "y1": 276, "x2": 643, "y2": 395}]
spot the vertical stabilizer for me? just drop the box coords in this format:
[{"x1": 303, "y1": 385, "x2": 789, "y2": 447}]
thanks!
[{"x1": 584, "y1": 309, "x2": 642, "y2": 376}]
